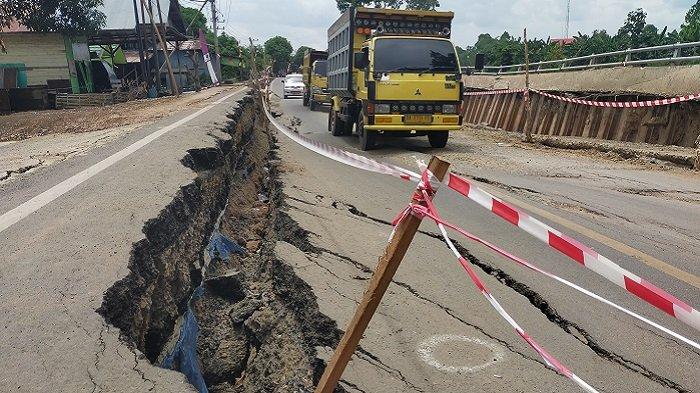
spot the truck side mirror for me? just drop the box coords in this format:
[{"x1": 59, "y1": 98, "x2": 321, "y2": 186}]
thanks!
[
  {"x1": 474, "y1": 54, "x2": 486, "y2": 71},
  {"x1": 354, "y1": 52, "x2": 369, "y2": 69}
]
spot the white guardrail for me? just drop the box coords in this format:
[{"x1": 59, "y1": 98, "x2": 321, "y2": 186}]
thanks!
[{"x1": 467, "y1": 41, "x2": 700, "y2": 75}]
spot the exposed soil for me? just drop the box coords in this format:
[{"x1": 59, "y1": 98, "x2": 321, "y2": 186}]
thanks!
[
  {"x1": 0, "y1": 86, "x2": 241, "y2": 142},
  {"x1": 99, "y1": 93, "x2": 343, "y2": 392},
  {"x1": 461, "y1": 125, "x2": 698, "y2": 169}
]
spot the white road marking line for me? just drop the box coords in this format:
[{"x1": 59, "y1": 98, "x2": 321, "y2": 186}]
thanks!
[
  {"x1": 0, "y1": 87, "x2": 247, "y2": 235},
  {"x1": 417, "y1": 334, "x2": 505, "y2": 373}
]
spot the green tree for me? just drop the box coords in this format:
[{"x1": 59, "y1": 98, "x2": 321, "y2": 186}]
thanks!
[
  {"x1": 3, "y1": 0, "x2": 105, "y2": 33},
  {"x1": 264, "y1": 36, "x2": 293, "y2": 74},
  {"x1": 336, "y1": 0, "x2": 439, "y2": 12},
  {"x1": 461, "y1": 5, "x2": 695, "y2": 68},
  {"x1": 404, "y1": 0, "x2": 439, "y2": 10},
  {"x1": 680, "y1": 0, "x2": 700, "y2": 42},
  {"x1": 616, "y1": 8, "x2": 647, "y2": 49},
  {"x1": 219, "y1": 33, "x2": 242, "y2": 80},
  {"x1": 455, "y1": 46, "x2": 469, "y2": 66},
  {"x1": 180, "y1": 6, "x2": 207, "y2": 35},
  {"x1": 0, "y1": 3, "x2": 11, "y2": 28},
  {"x1": 291, "y1": 46, "x2": 312, "y2": 70}
]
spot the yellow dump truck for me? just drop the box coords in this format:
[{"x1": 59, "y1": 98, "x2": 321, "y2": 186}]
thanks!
[
  {"x1": 302, "y1": 50, "x2": 330, "y2": 111},
  {"x1": 327, "y1": 7, "x2": 464, "y2": 150}
]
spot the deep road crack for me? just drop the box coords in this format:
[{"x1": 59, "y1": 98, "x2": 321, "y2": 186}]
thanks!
[{"x1": 286, "y1": 190, "x2": 690, "y2": 392}]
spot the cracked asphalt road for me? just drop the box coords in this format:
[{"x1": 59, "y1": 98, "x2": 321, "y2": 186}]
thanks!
[
  {"x1": 270, "y1": 78, "x2": 699, "y2": 392},
  {"x1": 0, "y1": 87, "x2": 247, "y2": 392},
  {"x1": 0, "y1": 79, "x2": 697, "y2": 392}
]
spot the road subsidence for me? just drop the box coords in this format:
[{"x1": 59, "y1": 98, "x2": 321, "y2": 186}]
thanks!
[{"x1": 98, "y1": 94, "x2": 342, "y2": 392}]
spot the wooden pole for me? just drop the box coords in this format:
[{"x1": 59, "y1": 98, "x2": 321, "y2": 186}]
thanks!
[
  {"x1": 694, "y1": 134, "x2": 700, "y2": 171},
  {"x1": 141, "y1": 0, "x2": 179, "y2": 96},
  {"x1": 523, "y1": 27, "x2": 533, "y2": 143},
  {"x1": 314, "y1": 156, "x2": 451, "y2": 393},
  {"x1": 132, "y1": 0, "x2": 149, "y2": 88},
  {"x1": 146, "y1": 0, "x2": 160, "y2": 92}
]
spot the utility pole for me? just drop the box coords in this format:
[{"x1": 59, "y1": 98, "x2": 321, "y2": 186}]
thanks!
[
  {"x1": 238, "y1": 46, "x2": 244, "y2": 81},
  {"x1": 249, "y1": 37, "x2": 258, "y2": 81},
  {"x1": 565, "y1": 0, "x2": 572, "y2": 38},
  {"x1": 523, "y1": 27, "x2": 533, "y2": 143},
  {"x1": 211, "y1": 0, "x2": 223, "y2": 80}
]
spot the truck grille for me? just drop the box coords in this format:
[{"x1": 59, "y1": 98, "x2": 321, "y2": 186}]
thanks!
[{"x1": 381, "y1": 102, "x2": 457, "y2": 114}]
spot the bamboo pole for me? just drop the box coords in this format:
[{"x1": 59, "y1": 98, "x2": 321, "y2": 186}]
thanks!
[
  {"x1": 314, "y1": 156, "x2": 451, "y2": 393},
  {"x1": 694, "y1": 134, "x2": 700, "y2": 171},
  {"x1": 140, "y1": 0, "x2": 179, "y2": 96}
]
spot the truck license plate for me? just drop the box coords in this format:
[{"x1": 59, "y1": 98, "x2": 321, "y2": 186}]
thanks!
[{"x1": 404, "y1": 114, "x2": 432, "y2": 125}]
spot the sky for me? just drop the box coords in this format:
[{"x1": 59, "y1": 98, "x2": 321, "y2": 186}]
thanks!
[{"x1": 183, "y1": 0, "x2": 696, "y2": 50}]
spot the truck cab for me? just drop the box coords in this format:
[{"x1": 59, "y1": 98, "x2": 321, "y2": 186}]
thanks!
[
  {"x1": 302, "y1": 49, "x2": 329, "y2": 109},
  {"x1": 327, "y1": 7, "x2": 463, "y2": 150},
  {"x1": 309, "y1": 60, "x2": 330, "y2": 110}
]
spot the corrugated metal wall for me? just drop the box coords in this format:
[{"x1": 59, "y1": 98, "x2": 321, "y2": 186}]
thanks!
[{"x1": 0, "y1": 33, "x2": 70, "y2": 85}]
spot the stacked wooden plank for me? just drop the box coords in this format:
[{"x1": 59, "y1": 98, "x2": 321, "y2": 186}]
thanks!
[{"x1": 55, "y1": 93, "x2": 115, "y2": 109}]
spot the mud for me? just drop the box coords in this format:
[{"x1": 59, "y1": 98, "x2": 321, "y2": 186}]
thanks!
[{"x1": 99, "y1": 94, "x2": 343, "y2": 392}]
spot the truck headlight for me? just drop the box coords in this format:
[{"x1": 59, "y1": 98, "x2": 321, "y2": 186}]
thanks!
[
  {"x1": 442, "y1": 104, "x2": 458, "y2": 114},
  {"x1": 375, "y1": 104, "x2": 391, "y2": 114}
]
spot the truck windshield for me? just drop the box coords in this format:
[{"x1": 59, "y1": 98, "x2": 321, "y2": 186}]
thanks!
[
  {"x1": 374, "y1": 38, "x2": 458, "y2": 73},
  {"x1": 313, "y1": 61, "x2": 328, "y2": 76}
]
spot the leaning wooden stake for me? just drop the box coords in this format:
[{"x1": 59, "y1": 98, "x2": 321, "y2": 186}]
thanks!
[
  {"x1": 522, "y1": 27, "x2": 533, "y2": 143},
  {"x1": 695, "y1": 134, "x2": 700, "y2": 171},
  {"x1": 141, "y1": 0, "x2": 179, "y2": 96},
  {"x1": 315, "y1": 156, "x2": 451, "y2": 393}
]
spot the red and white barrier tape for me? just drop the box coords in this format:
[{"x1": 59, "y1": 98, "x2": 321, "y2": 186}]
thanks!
[
  {"x1": 533, "y1": 90, "x2": 700, "y2": 108},
  {"x1": 409, "y1": 181, "x2": 700, "y2": 350},
  {"x1": 462, "y1": 88, "x2": 700, "y2": 107},
  {"x1": 394, "y1": 186, "x2": 599, "y2": 392},
  {"x1": 261, "y1": 93, "x2": 420, "y2": 182},
  {"x1": 262, "y1": 83, "x2": 698, "y2": 341},
  {"x1": 464, "y1": 88, "x2": 527, "y2": 96},
  {"x1": 446, "y1": 173, "x2": 700, "y2": 331}
]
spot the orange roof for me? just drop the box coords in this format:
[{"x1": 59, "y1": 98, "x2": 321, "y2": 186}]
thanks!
[
  {"x1": 549, "y1": 37, "x2": 575, "y2": 45},
  {"x1": 5, "y1": 20, "x2": 30, "y2": 32}
]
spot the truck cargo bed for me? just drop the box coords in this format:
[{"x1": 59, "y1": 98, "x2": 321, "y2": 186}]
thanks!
[{"x1": 327, "y1": 9, "x2": 355, "y2": 97}]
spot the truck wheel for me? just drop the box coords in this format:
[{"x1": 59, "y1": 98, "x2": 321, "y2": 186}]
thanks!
[
  {"x1": 343, "y1": 118, "x2": 354, "y2": 136},
  {"x1": 357, "y1": 112, "x2": 376, "y2": 151},
  {"x1": 329, "y1": 110, "x2": 345, "y2": 136},
  {"x1": 428, "y1": 131, "x2": 449, "y2": 148}
]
